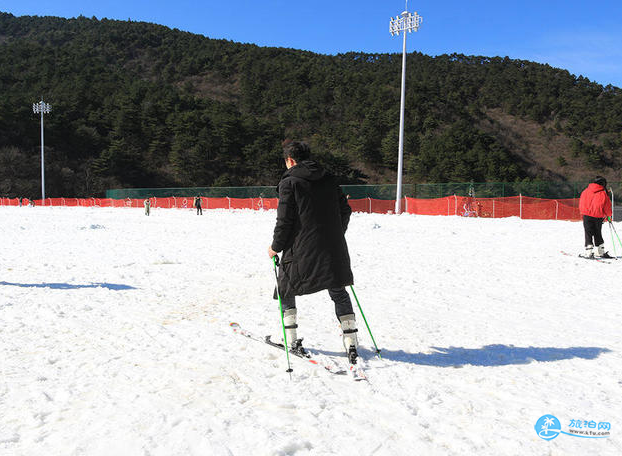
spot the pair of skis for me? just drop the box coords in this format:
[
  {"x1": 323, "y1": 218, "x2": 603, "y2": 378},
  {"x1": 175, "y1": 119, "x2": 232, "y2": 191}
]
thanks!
[
  {"x1": 230, "y1": 322, "x2": 367, "y2": 381},
  {"x1": 560, "y1": 250, "x2": 617, "y2": 264}
]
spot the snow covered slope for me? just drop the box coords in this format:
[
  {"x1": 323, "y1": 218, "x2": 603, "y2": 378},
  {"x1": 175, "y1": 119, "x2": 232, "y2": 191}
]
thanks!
[{"x1": 1, "y1": 207, "x2": 621, "y2": 455}]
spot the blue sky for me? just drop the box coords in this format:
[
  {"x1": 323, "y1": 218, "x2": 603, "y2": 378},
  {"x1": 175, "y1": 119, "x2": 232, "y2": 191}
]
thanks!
[{"x1": 3, "y1": 0, "x2": 622, "y2": 87}]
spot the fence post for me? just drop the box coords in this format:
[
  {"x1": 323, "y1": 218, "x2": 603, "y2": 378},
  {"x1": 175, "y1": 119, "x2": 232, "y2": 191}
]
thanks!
[
  {"x1": 227, "y1": 197, "x2": 231, "y2": 210},
  {"x1": 405, "y1": 197, "x2": 408, "y2": 213},
  {"x1": 172, "y1": 196, "x2": 176, "y2": 208},
  {"x1": 454, "y1": 194, "x2": 457, "y2": 215},
  {"x1": 555, "y1": 200, "x2": 559, "y2": 220},
  {"x1": 519, "y1": 194, "x2": 522, "y2": 219},
  {"x1": 447, "y1": 197, "x2": 450, "y2": 216},
  {"x1": 493, "y1": 200, "x2": 495, "y2": 218},
  {"x1": 368, "y1": 197, "x2": 371, "y2": 213}
]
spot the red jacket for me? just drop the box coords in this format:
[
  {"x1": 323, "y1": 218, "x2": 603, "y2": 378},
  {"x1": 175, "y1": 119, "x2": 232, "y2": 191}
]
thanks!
[{"x1": 579, "y1": 183, "x2": 612, "y2": 218}]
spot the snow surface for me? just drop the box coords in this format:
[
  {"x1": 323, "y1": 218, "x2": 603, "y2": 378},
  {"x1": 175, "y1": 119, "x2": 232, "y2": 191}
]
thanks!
[{"x1": 1, "y1": 206, "x2": 621, "y2": 456}]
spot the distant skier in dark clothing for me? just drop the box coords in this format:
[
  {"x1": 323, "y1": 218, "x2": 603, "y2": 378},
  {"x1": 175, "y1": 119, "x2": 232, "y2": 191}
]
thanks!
[
  {"x1": 579, "y1": 176, "x2": 612, "y2": 258},
  {"x1": 267, "y1": 141, "x2": 359, "y2": 363},
  {"x1": 194, "y1": 196, "x2": 203, "y2": 215}
]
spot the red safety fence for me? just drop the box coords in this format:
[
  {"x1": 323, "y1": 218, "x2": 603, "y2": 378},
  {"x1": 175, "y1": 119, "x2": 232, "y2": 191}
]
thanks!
[
  {"x1": 406, "y1": 195, "x2": 581, "y2": 220},
  {"x1": 0, "y1": 195, "x2": 582, "y2": 220}
]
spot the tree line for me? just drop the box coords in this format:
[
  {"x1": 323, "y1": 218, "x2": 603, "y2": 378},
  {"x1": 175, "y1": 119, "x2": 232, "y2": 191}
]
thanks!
[{"x1": 1, "y1": 12, "x2": 621, "y2": 198}]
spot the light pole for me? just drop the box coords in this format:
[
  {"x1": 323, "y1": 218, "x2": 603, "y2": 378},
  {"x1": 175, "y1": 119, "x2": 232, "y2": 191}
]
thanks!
[
  {"x1": 389, "y1": 2, "x2": 422, "y2": 214},
  {"x1": 32, "y1": 98, "x2": 51, "y2": 205}
]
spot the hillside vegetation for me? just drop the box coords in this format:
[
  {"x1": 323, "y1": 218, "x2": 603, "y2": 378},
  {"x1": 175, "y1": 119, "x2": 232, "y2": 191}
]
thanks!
[{"x1": 1, "y1": 12, "x2": 622, "y2": 197}]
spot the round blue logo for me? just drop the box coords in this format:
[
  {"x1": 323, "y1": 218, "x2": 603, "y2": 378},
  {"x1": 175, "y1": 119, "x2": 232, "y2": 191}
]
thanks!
[{"x1": 535, "y1": 415, "x2": 561, "y2": 440}]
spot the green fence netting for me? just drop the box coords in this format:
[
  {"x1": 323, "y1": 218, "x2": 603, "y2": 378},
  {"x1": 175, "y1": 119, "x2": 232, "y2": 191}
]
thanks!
[
  {"x1": 107, "y1": 181, "x2": 622, "y2": 200},
  {"x1": 106, "y1": 186, "x2": 279, "y2": 199}
]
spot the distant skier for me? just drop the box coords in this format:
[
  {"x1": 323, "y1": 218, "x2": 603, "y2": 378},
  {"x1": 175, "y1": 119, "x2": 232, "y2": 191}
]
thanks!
[
  {"x1": 462, "y1": 184, "x2": 478, "y2": 217},
  {"x1": 194, "y1": 195, "x2": 203, "y2": 215},
  {"x1": 579, "y1": 176, "x2": 612, "y2": 258},
  {"x1": 267, "y1": 140, "x2": 360, "y2": 364},
  {"x1": 144, "y1": 198, "x2": 151, "y2": 216}
]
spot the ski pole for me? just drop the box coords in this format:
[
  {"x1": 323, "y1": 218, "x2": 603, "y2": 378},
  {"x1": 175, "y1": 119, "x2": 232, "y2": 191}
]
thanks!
[
  {"x1": 608, "y1": 219, "x2": 618, "y2": 257},
  {"x1": 349, "y1": 285, "x2": 382, "y2": 359},
  {"x1": 272, "y1": 255, "x2": 293, "y2": 377},
  {"x1": 609, "y1": 218, "x2": 622, "y2": 249},
  {"x1": 608, "y1": 218, "x2": 619, "y2": 244}
]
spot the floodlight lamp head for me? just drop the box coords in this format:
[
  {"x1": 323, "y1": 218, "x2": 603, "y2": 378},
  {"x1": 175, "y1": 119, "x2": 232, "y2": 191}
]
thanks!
[
  {"x1": 389, "y1": 18, "x2": 398, "y2": 36},
  {"x1": 33, "y1": 101, "x2": 51, "y2": 114}
]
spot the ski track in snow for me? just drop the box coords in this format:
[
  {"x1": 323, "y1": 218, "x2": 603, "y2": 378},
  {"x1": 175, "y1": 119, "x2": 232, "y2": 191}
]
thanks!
[{"x1": 1, "y1": 206, "x2": 621, "y2": 455}]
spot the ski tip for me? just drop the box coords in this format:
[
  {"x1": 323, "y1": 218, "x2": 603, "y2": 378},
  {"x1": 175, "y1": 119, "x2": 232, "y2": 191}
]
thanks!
[{"x1": 349, "y1": 365, "x2": 368, "y2": 381}]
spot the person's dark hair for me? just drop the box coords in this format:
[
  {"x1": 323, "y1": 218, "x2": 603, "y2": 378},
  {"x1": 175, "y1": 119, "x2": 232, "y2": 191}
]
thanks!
[
  {"x1": 282, "y1": 140, "x2": 310, "y2": 162},
  {"x1": 594, "y1": 175, "x2": 607, "y2": 188}
]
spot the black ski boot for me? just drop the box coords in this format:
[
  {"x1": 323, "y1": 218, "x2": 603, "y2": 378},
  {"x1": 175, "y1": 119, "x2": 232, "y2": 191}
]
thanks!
[
  {"x1": 290, "y1": 338, "x2": 307, "y2": 357},
  {"x1": 339, "y1": 314, "x2": 359, "y2": 365},
  {"x1": 347, "y1": 345, "x2": 358, "y2": 365}
]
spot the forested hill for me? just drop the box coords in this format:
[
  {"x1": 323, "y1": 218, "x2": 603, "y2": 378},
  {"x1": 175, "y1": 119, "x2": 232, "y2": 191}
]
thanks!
[{"x1": 1, "y1": 12, "x2": 622, "y2": 198}]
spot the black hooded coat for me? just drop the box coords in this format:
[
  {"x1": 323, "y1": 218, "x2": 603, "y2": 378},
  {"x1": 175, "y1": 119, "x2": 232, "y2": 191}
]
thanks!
[{"x1": 271, "y1": 160, "x2": 353, "y2": 298}]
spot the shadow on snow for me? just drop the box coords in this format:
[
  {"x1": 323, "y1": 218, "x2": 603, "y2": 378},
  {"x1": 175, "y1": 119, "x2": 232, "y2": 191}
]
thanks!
[
  {"x1": 0, "y1": 281, "x2": 136, "y2": 291},
  {"x1": 368, "y1": 344, "x2": 612, "y2": 368}
]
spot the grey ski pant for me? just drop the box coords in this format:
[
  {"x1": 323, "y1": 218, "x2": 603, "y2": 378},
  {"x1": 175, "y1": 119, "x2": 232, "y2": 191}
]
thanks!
[{"x1": 280, "y1": 287, "x2": 354, "y2": 320}]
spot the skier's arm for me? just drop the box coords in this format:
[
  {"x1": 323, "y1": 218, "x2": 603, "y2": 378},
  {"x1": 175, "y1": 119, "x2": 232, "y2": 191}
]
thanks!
[
  {"x1": 338, "y1": 188, "x2": 352, "y2": 233},
  {"x1": 270, "y1": 179, "x2": 297, "y2": 253}
]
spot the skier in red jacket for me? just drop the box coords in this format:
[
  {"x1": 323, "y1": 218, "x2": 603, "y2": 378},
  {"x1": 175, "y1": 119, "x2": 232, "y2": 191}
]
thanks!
[{"x1": 578, "y1": 176, "x2": 612, "y2": 258}]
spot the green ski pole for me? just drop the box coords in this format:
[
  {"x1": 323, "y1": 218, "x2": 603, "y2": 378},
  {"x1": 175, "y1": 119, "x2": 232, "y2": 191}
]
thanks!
[
  {"x1": 349, "y1": 285, "x2": 382, "y2": 359},
  {"x1": 273, "y1": 255, "x2": 293, "y2": 376},
  {"x1": 608, "y1": 218, "x2": 618, "y2": 257},
  {"x1": 609, "y1": 218, "x2": 622, "y2": 250}
]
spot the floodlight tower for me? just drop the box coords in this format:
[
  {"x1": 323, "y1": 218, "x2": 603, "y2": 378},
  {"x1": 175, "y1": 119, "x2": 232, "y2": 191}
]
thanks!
[
  {"x1": 389, "y1": 2, "x2": 422, "y2": 214},
  {"x1": 32, "y1": 98, "x2": 51, "y2": 205}
]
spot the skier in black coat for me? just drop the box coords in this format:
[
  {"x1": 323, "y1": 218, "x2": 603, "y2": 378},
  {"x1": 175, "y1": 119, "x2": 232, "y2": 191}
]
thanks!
[
  {"x1": 268, "y1": 141, "x2": 359, "y2": 363},
  {"x1": 194, "y1": 195, "x2": 203, "y2": 215}
]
